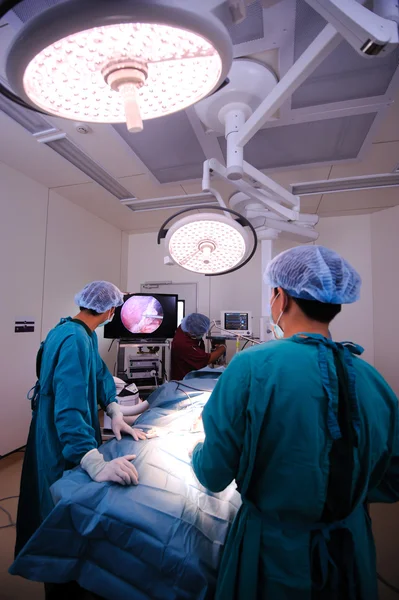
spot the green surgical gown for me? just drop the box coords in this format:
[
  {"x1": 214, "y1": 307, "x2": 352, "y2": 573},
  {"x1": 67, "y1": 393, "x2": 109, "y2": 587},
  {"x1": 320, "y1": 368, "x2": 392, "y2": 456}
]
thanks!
[
  {"x1": 15, "y1": 318, "x2": 116, "y2": 555},
  {"x1": 192, "y1": 334, "x2": 399, "y2": 600}
]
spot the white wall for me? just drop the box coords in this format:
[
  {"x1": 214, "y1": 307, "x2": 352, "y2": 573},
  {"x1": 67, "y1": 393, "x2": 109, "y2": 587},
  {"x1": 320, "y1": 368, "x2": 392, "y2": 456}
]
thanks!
[
  {"x1": 0, "y1": 163, "x2": 48, "y2": 456},
  {"x1": 42, "y1": 190, "x2": 123, "y2": 367},
  {"x1": 316, "y1": 215, "x2": 374, "y2": 365},
  {"x1": 0, "y1": 163, "x2": 124, "y2": 455},
  {"x1": 369, "y1": 206, "x2": 399, "y2": 599},
  {"x1": 371, "y1": 204, "x2": 399, "y2": 396}
]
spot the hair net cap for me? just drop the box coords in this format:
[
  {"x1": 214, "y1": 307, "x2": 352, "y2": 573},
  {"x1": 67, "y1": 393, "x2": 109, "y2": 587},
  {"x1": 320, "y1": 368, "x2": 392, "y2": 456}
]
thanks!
[
  {"x1": 181, "y1": 313, "x2": 211, "y2": 337},
  {"x1": 264, "y1": 245, "x2": 361, "y2": 304},
  {"x1": 75, "y1": 281, "x2": 124, "y2": 313}
]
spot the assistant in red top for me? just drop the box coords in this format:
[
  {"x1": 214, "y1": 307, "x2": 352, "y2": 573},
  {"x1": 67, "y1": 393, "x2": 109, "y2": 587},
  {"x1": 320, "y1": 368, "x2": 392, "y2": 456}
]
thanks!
[{"x1": 170, "y1": 313, "x2": 226, "y2": 381}]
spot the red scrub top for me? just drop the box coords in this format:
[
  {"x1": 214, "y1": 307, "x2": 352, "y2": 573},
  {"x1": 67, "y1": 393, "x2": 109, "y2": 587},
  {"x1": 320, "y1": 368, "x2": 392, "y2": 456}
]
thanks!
[{"x1": 170, "y1": 326, "x2": 211, "y2": 381}]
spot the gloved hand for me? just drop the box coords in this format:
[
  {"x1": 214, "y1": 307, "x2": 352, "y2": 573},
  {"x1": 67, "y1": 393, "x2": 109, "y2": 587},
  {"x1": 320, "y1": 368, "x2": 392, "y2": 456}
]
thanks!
[
  {"x1": 81, "y1": 448, "x2": 139, "y2": 486},
  {"x1": 188, "y1": 436, "x2": 205, "y2": 458},
  {"x1": 106, "y1": 402, "x2": 147, "y2": 441}
]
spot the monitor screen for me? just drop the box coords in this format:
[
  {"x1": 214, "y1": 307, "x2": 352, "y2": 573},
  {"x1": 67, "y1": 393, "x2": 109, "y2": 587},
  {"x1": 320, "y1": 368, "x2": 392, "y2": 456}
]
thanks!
[
  {"x1": 177, "y1": 299, "x2": 185, "y2": 327},
  {"x1": 104, "y1": 293, "x2": 178, "y2": 340},
  {"x1": 224, "y1": 312, "x2": 249, "y2": 331}
]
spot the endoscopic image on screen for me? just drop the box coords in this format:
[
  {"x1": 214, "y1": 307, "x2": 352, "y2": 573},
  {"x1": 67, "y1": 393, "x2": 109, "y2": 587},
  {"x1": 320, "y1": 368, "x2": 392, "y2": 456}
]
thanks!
[{"x1": 121, "y1": 295, "x2": 164, "y2": 334}]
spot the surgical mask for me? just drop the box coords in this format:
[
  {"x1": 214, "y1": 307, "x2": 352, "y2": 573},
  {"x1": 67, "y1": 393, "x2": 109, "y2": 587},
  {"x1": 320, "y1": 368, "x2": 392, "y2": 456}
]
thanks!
[
  {"x1": 269, "y1": 293, "x2": 284, "y2": 340},
  {"x1": 98, "y1": 311, "x2": 114, "y2": 328}
]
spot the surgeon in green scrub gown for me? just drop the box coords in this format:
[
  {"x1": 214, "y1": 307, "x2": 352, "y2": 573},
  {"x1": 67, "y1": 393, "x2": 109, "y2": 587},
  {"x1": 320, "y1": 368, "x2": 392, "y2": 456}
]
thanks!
[
  {"x1": 15, "y1": 281, "x2": 146, "y2": 599},
  {"x1": 191, "y1": 246, "x2": 399, "y2": 600}
]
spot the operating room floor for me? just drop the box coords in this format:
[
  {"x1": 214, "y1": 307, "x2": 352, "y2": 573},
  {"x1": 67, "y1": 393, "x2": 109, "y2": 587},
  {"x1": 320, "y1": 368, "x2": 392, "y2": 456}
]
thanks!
[{"x1": 0, "y1": 451, "x2": 44, "y2": 600}]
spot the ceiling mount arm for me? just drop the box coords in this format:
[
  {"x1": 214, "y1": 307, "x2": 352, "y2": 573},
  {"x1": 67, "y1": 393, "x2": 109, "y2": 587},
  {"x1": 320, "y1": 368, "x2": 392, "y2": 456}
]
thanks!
[
  {"x1": 205, "y1": 158, "x2": 299, "y2": 221},
  {"x1": 305, "y1": 0, "x2": 399, "y2": 57},
  {"x1": 234, "y1": 24, "x2": 341, "y2": 148}
]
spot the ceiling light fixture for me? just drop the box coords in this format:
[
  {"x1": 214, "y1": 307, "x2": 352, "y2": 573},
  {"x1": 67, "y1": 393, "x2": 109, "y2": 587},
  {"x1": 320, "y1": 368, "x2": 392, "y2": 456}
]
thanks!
[
  {"x1": 157, "y1": 206, "x2": 257, "y2": 276},
  {"x1": 3, "y1": 0, "x2": 232, "y2": 132}
]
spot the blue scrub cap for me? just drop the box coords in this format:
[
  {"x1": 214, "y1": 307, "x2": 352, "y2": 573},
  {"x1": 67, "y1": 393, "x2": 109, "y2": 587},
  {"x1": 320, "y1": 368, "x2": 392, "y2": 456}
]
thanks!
[
  {"x1": 264, "y1": 245, "x2": 361, "y2": 304},
  {"x1": 75, "y1": 281, "x2": 124, "y2": 313},
  {"x1": 181, "y1": 313, "x2": 210, "y2": 337}
]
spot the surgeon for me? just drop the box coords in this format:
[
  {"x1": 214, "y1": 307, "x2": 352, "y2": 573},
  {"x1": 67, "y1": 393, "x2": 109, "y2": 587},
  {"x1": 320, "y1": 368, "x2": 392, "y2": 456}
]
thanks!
[
  {"x1": 191, "y1": 246, "x2": 399, "y2": 600},
  {"x1": 15, "y1": 282, "x2": 147, "y2": 580},
  {"x1": 170, "y1": 312, "x2": 226, "y2": 381}
]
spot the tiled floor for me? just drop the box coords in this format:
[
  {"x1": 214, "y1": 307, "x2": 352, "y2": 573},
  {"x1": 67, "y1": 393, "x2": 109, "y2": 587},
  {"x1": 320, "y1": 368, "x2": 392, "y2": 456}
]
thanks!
[{"x1": 0, "y1": 452, "x2": 44, "y2": 600}]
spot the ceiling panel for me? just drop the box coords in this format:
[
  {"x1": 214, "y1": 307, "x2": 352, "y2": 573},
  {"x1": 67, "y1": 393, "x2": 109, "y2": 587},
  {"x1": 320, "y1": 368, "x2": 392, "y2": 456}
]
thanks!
[
  {"x1": 226, "y1": 0, "x2": 264, "y2": 45},
  {"x1": 117, "y1": 174, "x2": 185, "y2": 200},
  {"x1": 269, "y1": 165, "x2": 332, "y2": 189},
  {"x1": 300, "y1": 195, "x2": 321, "y2": 213},
  {"x1": 46, "y1": 118, "x2": 147, "y2": 178},
  {"x1": 181, "y1": 178, "x2": 238, "y2": 199},
  {"x1": 52, "y1": 181, "x2": 137, "y2": 230},
  {"x1": 318, "y1": 207, "x2": 385, "y2": 217},
  {"x1": 220, "y1": 113, "x2": 376, "y2": 170},
  {"x1": 292, "y1": 0, "x2": 399, "y2": 108},
  {"x1": 54, "y1": 180, "x2": 182, "y2": 232},
  {"x1": 318, "y1": 187, "x2": 399, "y2": 213},
  {"x1": 114, "y1": 112, "x2": 206, "y2": 183},
  {"x1": 0, "y1": 111, "x2": 91, "y2": 187},
  {"x1": 373, "y1": 97, "x2": 399, "y2": 143},
  {"x1": 330, "y1": 141, "x2": 399, "y2": 179}
]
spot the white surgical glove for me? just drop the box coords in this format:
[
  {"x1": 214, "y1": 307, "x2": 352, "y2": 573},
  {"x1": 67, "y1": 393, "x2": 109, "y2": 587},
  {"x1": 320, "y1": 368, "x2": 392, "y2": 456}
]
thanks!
[
  {"x1": 81, "y1": 448, "x2": 139, "y2": 486},
  {"x1": 106, "y1": 402, "x2": 147, "y2": 441}
]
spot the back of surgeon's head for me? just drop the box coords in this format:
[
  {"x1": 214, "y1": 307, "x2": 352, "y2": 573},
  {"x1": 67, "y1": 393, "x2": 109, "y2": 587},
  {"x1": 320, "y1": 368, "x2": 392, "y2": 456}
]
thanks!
[
  {"x1": 75, "y1": 281, "x2": 124, "y2": 315},
  {"x1": 265, "y1": 245, "x2": 361, "y2": 326},
  {"x1": 181, "y1": 313, "x2": 211, "y2": 338}
]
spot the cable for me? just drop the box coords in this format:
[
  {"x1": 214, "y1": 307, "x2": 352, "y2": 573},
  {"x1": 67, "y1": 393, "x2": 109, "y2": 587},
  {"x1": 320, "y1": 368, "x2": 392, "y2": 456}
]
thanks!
[
  {"x1": 378, "y1": 573, "x2": 399, "y2": 595},
  {"x1": 0, "y1": 495, "x2": 19, "y2": 530},
  {"x1": 170, "y1": 380, "x2": 213, "y2": 393},
  {"x1": 108, "y1": 339, "x2": 116, "y2": 352}
]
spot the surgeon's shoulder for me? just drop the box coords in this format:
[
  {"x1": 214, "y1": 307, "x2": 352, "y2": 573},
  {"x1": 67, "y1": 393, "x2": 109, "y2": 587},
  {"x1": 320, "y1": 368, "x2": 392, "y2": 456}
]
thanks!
[
  {"x1": 353, "y1": 355, "x2": 398, "y2": 401},
  {"x1": 46, "y1": 318, "x2": 92, "y2": 346},
  {"x1": 228, "y1": 339, "x2": 284, "y2": 368}
]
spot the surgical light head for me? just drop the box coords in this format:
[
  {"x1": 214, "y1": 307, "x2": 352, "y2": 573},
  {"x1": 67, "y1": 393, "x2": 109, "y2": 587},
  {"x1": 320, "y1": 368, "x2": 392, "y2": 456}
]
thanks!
[
  {"x1": 264, "y1": 245, "x2": 361, "y2": 304},
  {"x1": 75, "y1": 281, "x2": 124, "y2": 314},
  {"x1": 181, "y1": 313, "x2": 211, "y2": 338}
]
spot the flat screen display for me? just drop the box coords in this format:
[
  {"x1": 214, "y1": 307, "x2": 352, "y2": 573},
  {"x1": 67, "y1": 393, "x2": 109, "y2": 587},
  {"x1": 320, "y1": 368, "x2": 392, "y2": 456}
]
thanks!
[
  {"x1": 104, "y1": 293, "x2": 178, "y2": 339},
  {"x1": 224, "y1": 312, "x2": 249, "y2": 331}
]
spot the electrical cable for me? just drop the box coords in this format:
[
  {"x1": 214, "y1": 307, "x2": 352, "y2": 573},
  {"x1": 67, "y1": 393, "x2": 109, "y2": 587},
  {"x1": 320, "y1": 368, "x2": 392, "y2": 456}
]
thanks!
[
  {"x1": 170, "y1": 380, "x2": 213, "y2": 393},
  {"x1": 108, "y1": 339, "x2": 116, "y2": 352},
  {"x1": 377, "y1": 574, "x2": 399, "y2": 595},
  {"x1": 0, "y1": 495, "x2": 19, "y2": 530}
]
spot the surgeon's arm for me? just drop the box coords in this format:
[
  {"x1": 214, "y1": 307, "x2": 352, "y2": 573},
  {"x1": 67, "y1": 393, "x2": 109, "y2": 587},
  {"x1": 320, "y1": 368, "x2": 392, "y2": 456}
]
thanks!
[
  {"x1": 95, "y1": 351, "x2": 117, "y2": 411},
  {"x1": 53, "y1": 336, "x2": 99, "y2": 465},
  {"x1": 191, "y1": 353, "x2": 249, "y2": 493}
]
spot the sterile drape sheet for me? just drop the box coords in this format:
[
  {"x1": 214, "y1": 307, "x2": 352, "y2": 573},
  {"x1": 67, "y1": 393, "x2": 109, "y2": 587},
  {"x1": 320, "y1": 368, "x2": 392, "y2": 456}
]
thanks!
[{"x1": 10, "y1": 370, "x2": 240, "y2": 600}]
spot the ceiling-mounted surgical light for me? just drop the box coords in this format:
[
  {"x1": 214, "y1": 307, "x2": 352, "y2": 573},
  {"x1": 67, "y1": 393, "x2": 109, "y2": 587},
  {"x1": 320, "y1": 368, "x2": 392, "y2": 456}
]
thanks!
[
  {"x1": 157, "y1": 206, "x2": 258, "y2": 276},
  {"x1": 2, "y1": 0, "x2": 232, "y2": 132}
]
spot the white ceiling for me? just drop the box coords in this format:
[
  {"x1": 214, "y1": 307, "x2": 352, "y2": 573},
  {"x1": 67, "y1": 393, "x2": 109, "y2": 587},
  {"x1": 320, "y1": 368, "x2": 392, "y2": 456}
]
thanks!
[{"x1": 0, "y1": 0, "x2": 399, "y2": 233}]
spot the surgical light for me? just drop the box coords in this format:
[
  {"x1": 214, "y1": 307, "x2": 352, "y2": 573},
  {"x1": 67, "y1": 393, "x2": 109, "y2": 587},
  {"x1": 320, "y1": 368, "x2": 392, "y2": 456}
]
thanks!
[
  {"x1": 3, "y1": 0, "x2": 233, "y2": 132},
  {"x1": 157, "y1": 206, "x2": 258, "y2": 276}
]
